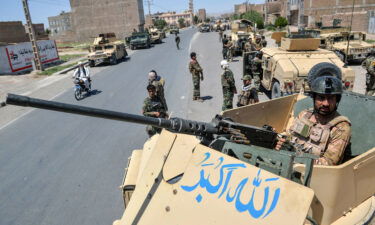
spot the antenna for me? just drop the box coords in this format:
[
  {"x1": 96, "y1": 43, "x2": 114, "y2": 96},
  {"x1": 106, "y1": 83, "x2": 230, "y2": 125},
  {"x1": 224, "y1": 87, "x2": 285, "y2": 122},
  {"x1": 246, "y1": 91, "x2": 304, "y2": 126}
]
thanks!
[{"x1": 345, "y1": 0, "x2": 355, "y2": 64}]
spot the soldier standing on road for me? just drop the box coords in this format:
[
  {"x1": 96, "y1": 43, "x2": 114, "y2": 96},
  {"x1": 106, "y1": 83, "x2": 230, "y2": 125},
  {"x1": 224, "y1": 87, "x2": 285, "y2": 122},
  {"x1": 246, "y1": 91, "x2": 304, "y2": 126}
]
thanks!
[
  {"x1": 148, "y1": 70, "x2": 168, "y2": 111},
  {"x1": 188, "y1": 52, "x2": 204, "y2": 102},
  {"x1": 362, "y1": 52, "x2": 375, "y2": 96},
  {"x1": 175, "y1": 33, "x2": 181, "y2": 50},
  {"x1": 237, "y1": 75, "x2": 259, "y2": 107},
  {"x1": 227, "y1": 36, "x2": 234, "y2": 62},
  {"x1": 220, "y1": 60, "x2": 237, "y2": 111},
  {"x1": 244, "y1": 37, "x2": 255, "y2": 52},
  {"x1": 222, "y1": 35, "x2": 229, "y2": 59},
  {"x1": 142, "y1": 84, "x2": 168, "y2": 137},
  {"x1": 219, "y1": 29, "x2": 223, "y2": 42},
  {"x1": 251, "y1": 51, "x2": 263, "y2": 91},
  {"x1": 275, "y1": 63, "x2": 351, "y2": 166}
]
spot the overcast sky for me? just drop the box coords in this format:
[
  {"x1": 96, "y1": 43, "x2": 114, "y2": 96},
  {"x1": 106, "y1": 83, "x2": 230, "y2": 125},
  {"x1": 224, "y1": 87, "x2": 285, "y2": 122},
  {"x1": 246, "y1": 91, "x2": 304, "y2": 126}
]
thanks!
[{"x1": 0, "y1": 0, "x2": 265, "y2": 28}]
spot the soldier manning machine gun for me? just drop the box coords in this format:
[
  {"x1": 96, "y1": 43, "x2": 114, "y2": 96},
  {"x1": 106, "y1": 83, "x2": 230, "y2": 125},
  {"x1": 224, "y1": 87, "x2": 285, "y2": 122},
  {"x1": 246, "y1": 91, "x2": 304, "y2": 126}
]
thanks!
[{"x1": 6, "y1": 93, "x2": 315, "y2": 186}]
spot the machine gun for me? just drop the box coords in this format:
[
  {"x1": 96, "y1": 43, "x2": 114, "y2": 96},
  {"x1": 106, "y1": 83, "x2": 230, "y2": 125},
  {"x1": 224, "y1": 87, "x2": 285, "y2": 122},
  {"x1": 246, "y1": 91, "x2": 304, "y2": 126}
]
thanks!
[
  {"x1": 5, "y1": 94, "x2": 315, "y2": 185},
  {"x1": 6, "y1": 94, "x2": 278, "y2": 149}
]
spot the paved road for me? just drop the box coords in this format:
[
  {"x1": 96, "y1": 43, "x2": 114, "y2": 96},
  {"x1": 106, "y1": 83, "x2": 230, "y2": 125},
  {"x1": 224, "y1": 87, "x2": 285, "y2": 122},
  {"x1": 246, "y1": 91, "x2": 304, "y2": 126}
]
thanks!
[{"x1": 0, "y1": 28, "x2": 200, "y2": 225}]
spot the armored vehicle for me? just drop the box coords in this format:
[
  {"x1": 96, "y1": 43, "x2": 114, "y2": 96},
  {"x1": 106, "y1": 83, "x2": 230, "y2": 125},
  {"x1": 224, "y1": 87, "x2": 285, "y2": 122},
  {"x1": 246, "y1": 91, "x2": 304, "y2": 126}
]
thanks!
[
  {"x1": 305, "y1": 27, "x2": 375, "y2": 63},
  {"x1": 129, "y1": 32, "x2": 151, "y2": 50},
  {"x1": 87, "y1": 33, "x2": 127, "y2": 67},
  {"x1": 169, "y1": 25, "x2": 179, "y2": 34},
  {"x1": 243, "y1": 37, "x2": 355, "y2": 99},
  {"x1": 6, "y1": 91, "x2": 374, "y2": 225},
  {"x1": 199, "y1": 24, "x2": 211, "y2": 32},
  {"x1": 231, "y1": 19, "x2": 253, "y2": 34},
  {"x1": 231, "y1": 31, "x2": 251, "y2": 56},
  {"x1": 149, "y1": 31, "x2": 162, "y2": 44}
]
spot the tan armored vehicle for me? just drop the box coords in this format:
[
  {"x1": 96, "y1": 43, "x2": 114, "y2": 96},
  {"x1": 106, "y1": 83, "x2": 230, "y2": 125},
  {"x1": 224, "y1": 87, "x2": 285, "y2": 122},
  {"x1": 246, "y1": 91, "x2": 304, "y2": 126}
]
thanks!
[
  {"x1": 88, "y1": 33, "x2": 127, "y2": 67},
  {"x1": 5, "y1": 91, "x2": 375, "y2": 225},
  {"x1": 305, "y1": 27, "x2": 375, "y2": 62},
  {"x1": 244, "y1": 36, "x2": 355, "y2": 99}
]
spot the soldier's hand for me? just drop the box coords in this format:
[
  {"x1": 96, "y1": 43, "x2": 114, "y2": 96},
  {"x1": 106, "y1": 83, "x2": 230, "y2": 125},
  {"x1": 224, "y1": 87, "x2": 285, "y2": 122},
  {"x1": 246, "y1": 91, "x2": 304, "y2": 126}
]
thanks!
[
  {"x1": 275, "y1": 137, "x2": 286, "y2": 151},
  {"x1": 154, "y1": 112, "x2": 161, "y2": 117}
]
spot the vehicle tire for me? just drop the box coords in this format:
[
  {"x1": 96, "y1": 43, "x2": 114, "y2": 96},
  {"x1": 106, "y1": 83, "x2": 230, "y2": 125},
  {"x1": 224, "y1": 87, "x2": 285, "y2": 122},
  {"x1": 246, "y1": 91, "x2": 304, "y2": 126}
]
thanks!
[
  {"x1": 334, "y1": 51, "x2": 345, "y2": 62},
  {"x1": 89, "y1": 60, "x2": 95, "y2": 67},
  {"x1": 271, "y1": 81, "x2": 283, "y2": 99},
  {"x1": 74, "y1": 88, "x2": 82, "y2": 101},
  {"x1": 307, "y1": 62, "x2": 342, "y2": 86},
  {"x1": 110, "y1": 55, "x2": 117, "y2": 65}
]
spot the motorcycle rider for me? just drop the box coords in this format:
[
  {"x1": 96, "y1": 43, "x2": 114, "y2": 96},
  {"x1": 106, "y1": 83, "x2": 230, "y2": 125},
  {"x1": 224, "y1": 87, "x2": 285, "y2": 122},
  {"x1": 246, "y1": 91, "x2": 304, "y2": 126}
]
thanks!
[{"x1": 73, "y1": 61, "x2": 91, "y2": 91}]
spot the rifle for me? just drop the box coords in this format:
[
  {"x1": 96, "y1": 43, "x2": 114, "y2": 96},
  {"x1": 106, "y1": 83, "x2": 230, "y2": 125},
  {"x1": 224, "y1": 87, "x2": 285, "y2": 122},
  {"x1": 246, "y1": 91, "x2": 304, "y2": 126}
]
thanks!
[{"x1": 5, "y1": 94, "x2": 278, "y2": 149}]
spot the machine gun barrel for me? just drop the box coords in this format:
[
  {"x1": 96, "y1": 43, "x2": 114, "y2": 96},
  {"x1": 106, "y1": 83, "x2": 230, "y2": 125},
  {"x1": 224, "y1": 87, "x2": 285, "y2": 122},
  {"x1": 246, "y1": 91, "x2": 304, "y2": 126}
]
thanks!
[{"x1": 5, "y1": 94, "x2": 219, "y2": 137}]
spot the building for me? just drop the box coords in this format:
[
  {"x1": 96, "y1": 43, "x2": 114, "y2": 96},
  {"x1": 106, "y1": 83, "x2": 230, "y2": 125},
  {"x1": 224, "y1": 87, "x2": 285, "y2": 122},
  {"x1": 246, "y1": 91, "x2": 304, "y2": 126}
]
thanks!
[
  {"x1": 234, "y1": 3, "x2": 265, "y2": 16},
  {"x1": 70, "y1": 0, "x2": 145, "y2": 41},
  {"x1": 48, "y1": 12, "x2": 72, "y2": 36},
  {"x1": 288, "y1": 0, "x2": 375, "y2": 33},
  {"x1": 234, "y1": 1, "x2": 287, "y2": 24},
  {"x1": 159, "y1": 11, "x2": 193, "y2": 27},
  {"x1": 24, "y1": 23, "x2": 48, "y2": 40},
  {"x1": 0, "y1": 21, "x2": 28, "y2": 44},
  {"x1": 198, "y1": 9, "x2": 206, "y2": 22}
]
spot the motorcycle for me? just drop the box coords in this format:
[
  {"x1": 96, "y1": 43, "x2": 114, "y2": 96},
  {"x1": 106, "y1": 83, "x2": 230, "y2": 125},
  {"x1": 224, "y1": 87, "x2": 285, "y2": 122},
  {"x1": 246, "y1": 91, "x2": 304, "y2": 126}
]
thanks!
[{"x1": 74, "y1": 78, "x2": 91, "y2": 100}]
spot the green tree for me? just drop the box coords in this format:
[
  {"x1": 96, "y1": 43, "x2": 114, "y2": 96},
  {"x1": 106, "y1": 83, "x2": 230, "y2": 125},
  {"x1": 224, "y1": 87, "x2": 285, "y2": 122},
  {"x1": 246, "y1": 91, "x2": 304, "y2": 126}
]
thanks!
[
  {"x1": 45, "y1": 28, "x2": 51, "y2": 35},
  {"x1": 231, "y1": 14, "x2": 241, "y2": 20},
  {"x1": 240, "y1": 10, "x2": 264, "y2": 29},
  {"x1": 154, "y1": 19, "x2": 167, "y2": 30},
  {"x1": 274, "y1": 16, "x2": 288, "y2": 28},
  {"x1": 178, "y1": 18, "x2": 185, "y2": 28},
  {"x1": 193, "y1": 15, "x2": 199, "y2": 24},
  {"x1": 205, "y1": 18, "x2": 211, "y2": 23}
]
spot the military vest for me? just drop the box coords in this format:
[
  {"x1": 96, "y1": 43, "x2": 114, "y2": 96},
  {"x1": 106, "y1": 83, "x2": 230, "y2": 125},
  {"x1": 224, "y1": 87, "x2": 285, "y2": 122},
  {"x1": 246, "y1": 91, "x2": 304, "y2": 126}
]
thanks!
[
  {"x1": 289, "y1": 110, "x2": 350, "y2": 156},
  {"x1": 237, "y1": 85, "x2": 256, "y2": 106}
]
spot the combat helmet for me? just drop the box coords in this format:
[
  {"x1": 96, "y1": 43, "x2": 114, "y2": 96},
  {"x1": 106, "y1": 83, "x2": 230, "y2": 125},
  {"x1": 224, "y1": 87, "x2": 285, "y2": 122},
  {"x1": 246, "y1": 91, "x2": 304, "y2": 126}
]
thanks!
[{"x1": 307, "y1": 62, "x2": 343, "y2": 96}]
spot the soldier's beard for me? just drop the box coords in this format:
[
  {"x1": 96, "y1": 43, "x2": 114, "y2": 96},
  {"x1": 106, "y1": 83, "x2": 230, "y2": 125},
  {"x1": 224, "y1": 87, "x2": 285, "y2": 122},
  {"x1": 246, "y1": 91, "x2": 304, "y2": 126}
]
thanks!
[{"x1": 314, "y1": 104, "x2": 336, "y2": 116}]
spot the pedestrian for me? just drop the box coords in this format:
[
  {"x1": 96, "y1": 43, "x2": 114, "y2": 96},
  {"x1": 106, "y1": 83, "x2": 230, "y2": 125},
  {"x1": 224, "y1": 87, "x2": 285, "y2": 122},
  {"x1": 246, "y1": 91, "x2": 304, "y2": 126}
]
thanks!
[
  {"x1": 219, "y1": 28, "x2": 223, "y2": 42},
  {"x1": 142, "y1": 84, "x2": 168, "y2": 137},
  {"x1": 275, "y1": 63, "x2": 351, "y2": 166},
  {"x1": 175, "y1": 33, "x2": 181, "y2": 50},
  {"x1": 237, "y1": 75, "x2": 259, "y2": 107},
  {"x1": 220, "y1": 60, "x2": 237, "y2": 111},
  {"x1": 72, "y1": 61, "x2": 91, "y2": 91},
  {"x1": 227, "y1": 36, "x2": 234, "y2": 62},
  {"x1": 148, "y1": 70, "x2": 168, "y2": 111},
  {"x1": 362, "y1": 51, "x2": 375, "y2": 96},
  {"x1": 188, "y1": 52, "x2": 204, "y2": 102}
]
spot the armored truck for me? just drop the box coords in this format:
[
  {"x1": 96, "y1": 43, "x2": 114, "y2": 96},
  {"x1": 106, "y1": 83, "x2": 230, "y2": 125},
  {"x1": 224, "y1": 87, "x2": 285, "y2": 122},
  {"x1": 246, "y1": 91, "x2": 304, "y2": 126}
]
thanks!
[
  {"x1": 129, "y1": 32, "x2": 151, "y2": 50},
  {"x1": 244, "y1": 37, "x2": 355, "y2": 99},
  {"x1": 169, "y1": 25, "x2": 179, "y2": 34},
  {"x1": 149, "y1": 31, "x2": 162, "y2": 44},
  {"x1": 87, "y1": 33, "x2": 127, "y2": 67},
  {"x1": 5, "y1": 92, "x2": 375, "y2": 225}
]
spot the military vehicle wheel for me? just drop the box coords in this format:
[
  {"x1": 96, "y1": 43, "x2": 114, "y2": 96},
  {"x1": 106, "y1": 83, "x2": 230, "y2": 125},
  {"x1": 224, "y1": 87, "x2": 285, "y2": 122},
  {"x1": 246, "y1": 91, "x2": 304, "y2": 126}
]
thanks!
[
  {"x1": 89, "y1": 60, "x2": 95, "y2": 67},
  {"x1": 335, "y1": 51, "x2": 345, "y2": 62},
  {"x1": 110, "y1": 55, "x2": 117, "y2": 65},
  {"x1": 271, "y1": 81, "x2": 283, "y2": 99}
]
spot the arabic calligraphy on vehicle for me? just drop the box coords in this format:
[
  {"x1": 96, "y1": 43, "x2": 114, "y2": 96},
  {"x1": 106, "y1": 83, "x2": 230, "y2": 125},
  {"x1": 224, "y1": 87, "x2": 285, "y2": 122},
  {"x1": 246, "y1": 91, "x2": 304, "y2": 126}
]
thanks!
[{"x1": 180, "y1": 152, "x2": 281, "y2": 219}]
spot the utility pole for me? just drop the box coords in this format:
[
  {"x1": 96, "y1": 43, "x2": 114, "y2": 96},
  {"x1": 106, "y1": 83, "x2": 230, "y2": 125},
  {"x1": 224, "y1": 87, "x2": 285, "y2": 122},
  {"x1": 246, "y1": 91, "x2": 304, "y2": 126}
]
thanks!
[
  {"x1": 146, "y1": 0, "x2": 152, "y2": 15},
  {"x1": 22, "y1": 0, "x2": 43, "y2": 71}
]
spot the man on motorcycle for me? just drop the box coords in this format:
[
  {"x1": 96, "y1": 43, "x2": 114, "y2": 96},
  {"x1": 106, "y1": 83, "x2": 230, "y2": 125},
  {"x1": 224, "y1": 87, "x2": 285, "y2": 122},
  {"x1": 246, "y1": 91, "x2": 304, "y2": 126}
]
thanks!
[{"x1": 72, "y1": 61, "x2": 91, "y2": 91}]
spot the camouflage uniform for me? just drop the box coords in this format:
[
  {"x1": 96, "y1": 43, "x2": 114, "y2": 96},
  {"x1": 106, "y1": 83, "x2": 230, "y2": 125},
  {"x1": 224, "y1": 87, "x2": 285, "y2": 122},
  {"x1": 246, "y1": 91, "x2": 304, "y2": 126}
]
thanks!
[
  {"x1": 142, "y1": 96, "x2": 167, "y2": 137},
  {"x1": 149, "y1": 78, "x2": 168, "y2": 111},
  {"x1": 362, "y1": 56, "x2": 375, "y2": 96},
  {"x1": 237, "y1": 84, "x2": 258, "y2": 107},
  {"x1": 189, "y1": 59, "x2": 203, "y2": 99},
  {"x1": 221, "y1": 68, "x2": 237, "y2": 111},
  {"x1": 251, "y1": 55, "x2": 263, "y2": 91},
  {"x1": 222, "y1": 38, "x2": 229, "y2": 59},
  {"x1": 288, "y1": 109, "x2": 351, "y2": 166},
  {"x1": 254, "y1": 40, "x2": 263, "y2": 51},
  {"x1": 244, "y1": 41, "x2": 255, "y2": 52},
  {"x1": 227, "y1": 40, "x2": 234, "y2": 61}
]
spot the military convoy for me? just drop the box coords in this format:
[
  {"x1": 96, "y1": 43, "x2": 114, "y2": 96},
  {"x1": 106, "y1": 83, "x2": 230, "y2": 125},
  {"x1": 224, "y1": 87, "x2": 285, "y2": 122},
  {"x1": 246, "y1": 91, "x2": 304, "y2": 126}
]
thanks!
[
  {"x1": 87, "y1": 33, "x2": 127, "y2": 67},
  {"x1": 128, "y1": 32, "x2": 151, "y2": 50},
  {"x1": 231, "y1": 19, "x2": 255, "y2": 56},
  {"x1": 244, "y1": 36, "x2": 355, "y2": 99}
]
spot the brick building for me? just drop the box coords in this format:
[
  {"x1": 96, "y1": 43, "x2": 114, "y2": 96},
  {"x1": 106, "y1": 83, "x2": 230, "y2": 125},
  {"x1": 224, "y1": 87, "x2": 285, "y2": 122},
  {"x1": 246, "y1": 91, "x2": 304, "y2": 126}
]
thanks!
[
  {"x1": 25, "y1": 23, "x2": 48, "y2": 40},
  {"x1": 198, "y1": 9, "x2": 206, "y2": 22},
  {"x1": 234, "y1": 0, "x2": 287, "y2": 24},
  {"x1": 48, "y1": 12, "x2": 72, "y2": 36},
  {"x1": 0, "y1": 21, "x2": 28, "y2": 44},
  {"x1": 288, "y1": 0, "x2": 375, "y2": 33},
  {"x1": 70, "y1": 0, "x2": 145, "y2": 41}
]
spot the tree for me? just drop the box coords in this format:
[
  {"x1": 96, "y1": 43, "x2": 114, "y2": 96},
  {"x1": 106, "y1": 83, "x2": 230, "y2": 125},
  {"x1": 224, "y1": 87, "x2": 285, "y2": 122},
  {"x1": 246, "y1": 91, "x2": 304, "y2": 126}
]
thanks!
[
  {"x1": 231, "y1": 14, "x2": 241, "y2": 20},
  {"x1": 240, "y1": 10, "x2": 264, "y2": 29},
  {"x1": 205, "y1": 18, "x2": 211, "y2": 23},
  {"x1": 178, "y1": 18, "x2": 185, "y2": 28},
  {"x1": 154, "y1": 19, "x2": 167, "y2": 30},
  {"x1": 193, "y1": 15, "x2": 199, "y2": 25},
  {"x1": 45, "y1": 28, "x2": 51, "y2": 35},
  {"x1": 274, "y1": 16, "x2": 288, "y2": 28}
]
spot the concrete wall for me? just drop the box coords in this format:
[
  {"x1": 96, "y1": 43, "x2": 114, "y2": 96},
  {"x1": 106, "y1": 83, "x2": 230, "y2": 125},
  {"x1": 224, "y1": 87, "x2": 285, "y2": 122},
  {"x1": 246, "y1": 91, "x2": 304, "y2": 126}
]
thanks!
[
  {"x1": 70, "y1": 0, "x2": 145, "y2": 41},
  {"x1": 0, "y1": 21, "x2": 28, "y2": 44}
]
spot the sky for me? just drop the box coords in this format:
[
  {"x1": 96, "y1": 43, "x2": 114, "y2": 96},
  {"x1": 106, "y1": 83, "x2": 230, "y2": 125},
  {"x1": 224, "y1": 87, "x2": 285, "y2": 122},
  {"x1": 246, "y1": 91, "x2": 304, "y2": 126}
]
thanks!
[{"x1": 0, "y1": 0, "x2": 264, "y2": 28}]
